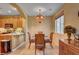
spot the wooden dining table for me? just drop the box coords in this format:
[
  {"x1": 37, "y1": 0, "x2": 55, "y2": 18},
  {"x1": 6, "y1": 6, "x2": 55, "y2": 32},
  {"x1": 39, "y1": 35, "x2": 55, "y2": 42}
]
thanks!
[
  {"x1": 31, "y1": 35, "x2": 49, "y2": 40},
  {"x1": 31, "y1": 35, "x2": 53, "y2": 45},
  {"x1": 28, "y1": 32, "x2": 53, "y2": 48}
]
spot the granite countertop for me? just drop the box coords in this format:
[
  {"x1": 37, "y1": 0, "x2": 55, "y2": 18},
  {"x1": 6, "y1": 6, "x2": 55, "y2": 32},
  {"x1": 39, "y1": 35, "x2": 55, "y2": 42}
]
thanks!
[
  {"x1": 0, "y1": 32, "x2": 24, "y2": 36},
  {"x1": 60, "y1": 39, "x2": 79, "y2": 49}
]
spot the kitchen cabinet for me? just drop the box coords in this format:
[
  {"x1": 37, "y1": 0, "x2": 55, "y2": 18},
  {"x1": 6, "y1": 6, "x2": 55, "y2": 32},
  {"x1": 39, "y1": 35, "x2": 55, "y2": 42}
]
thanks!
[{"x1": 59, "y1": 40, "x2": 79, "y2": 55}]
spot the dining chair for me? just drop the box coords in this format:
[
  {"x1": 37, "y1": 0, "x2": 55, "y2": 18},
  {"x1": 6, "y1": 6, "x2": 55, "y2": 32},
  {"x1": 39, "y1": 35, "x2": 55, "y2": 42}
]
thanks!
[
  {"x1": 45, "y1": 32, "x2": 53, "y2": 48},
  {"x1": 35, "y1": 34, "x2": 45, "y2": 55},
  {"x1": 27, "y1": 32, "x2": 35, "y2": 48}
]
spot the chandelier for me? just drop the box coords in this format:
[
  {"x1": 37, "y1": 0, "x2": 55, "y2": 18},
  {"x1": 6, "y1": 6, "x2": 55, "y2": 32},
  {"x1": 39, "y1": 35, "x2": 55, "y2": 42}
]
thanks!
[{"x1": 35, "y1": 9, "x2": 44, "y2": 23}]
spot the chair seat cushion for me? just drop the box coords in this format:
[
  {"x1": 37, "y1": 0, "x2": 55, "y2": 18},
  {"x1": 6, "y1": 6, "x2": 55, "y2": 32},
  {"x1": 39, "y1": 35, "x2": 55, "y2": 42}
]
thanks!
[
  {"x1": 36, "y1": 44, "x2": 44, "y2": 50},
  {"x1": 30, "y1": 39, "x2": 35, "y2": 42},
  {"x1": 45, "y1": 39, "x2": 52, "y2": 42},
  {"x1": 36, "y1": 44, "x2": 44, "y2": 47}
]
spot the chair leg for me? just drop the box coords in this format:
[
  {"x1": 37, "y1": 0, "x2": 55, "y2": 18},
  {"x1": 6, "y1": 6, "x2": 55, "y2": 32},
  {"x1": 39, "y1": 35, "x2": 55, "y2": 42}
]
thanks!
[
  {"x1": 28, "y1": 42, "x2": 31, "y2": 48},
  {"x1": 43, "y1": 49, "x2": 45, "y2": 55},
  {"x1": 50, "y1": 42, "x2": 53, "y2": 48},
  {"x1": 35, "y1": 48, "x2": 36, "y2": 55}
]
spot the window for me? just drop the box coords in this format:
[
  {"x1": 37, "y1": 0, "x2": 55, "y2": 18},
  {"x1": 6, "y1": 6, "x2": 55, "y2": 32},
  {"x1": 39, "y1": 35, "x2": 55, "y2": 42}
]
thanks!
[{"x1": 55, "y1": 15, "x2": 64, "y2": 34}]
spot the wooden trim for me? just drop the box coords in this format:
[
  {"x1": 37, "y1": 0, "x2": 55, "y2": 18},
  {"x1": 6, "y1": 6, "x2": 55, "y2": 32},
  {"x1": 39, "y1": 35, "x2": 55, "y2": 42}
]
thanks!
[
  {"x1": 56, "y1": 10, "x2": 64, "y2": 19},
  {"x1": 9, "y1": 3, "x2": 26, "y2": 19},
  {"x1": 59, "y1": 40, "x2": 79, "y2": 55}
]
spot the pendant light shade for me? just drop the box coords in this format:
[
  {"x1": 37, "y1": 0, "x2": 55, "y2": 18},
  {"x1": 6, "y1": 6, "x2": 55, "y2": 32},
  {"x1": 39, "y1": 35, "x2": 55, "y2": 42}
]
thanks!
[{"x1": 35, "y1": 9, "x2": 44, "y2": 23}]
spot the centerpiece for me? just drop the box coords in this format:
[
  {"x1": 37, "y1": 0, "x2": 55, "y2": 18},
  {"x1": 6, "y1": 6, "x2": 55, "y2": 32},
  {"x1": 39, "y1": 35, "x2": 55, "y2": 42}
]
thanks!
[{"x1": 64, "y1": 25, "x2": 76, "y2": 44}]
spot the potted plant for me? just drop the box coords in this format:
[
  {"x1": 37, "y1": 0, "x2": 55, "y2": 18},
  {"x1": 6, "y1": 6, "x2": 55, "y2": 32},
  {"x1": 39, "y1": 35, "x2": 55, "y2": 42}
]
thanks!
[{"x1": 64, "y1": 25, "x2": 76, "y2": 44}]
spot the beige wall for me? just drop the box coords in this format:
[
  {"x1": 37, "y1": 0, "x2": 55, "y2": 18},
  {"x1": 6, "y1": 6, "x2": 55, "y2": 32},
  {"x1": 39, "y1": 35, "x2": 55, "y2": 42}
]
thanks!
[
  {"x1": 51, "y1": 5, "x2": 64, "y2": 46},
  {"x1": 51, "y1": 3, "x2": 79, "y2": 33},
  {"x1": 51, "y1": 7, "x2": 64, "y2": 32},
  {"x1": 50, "y1": 4, "x2": 79, "y2": 46},
  {"x1": 64, "y1": 3, "x2": 79, "y2": 33},
  {"x1": 28, "y1": 16, "x2": 53, "y2": 36},
  {"x1": 51, "y1": 16, "x2": 55, "y2": 32}
]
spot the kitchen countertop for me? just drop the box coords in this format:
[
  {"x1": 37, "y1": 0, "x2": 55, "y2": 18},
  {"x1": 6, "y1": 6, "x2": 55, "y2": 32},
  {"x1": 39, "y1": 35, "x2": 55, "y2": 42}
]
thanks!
[
  {"x1": 0, "y1": 32, "x2": 24, "y2": 36},
  {"x1": 60, "y1": 39, "x2": 79, "y2": 49}
]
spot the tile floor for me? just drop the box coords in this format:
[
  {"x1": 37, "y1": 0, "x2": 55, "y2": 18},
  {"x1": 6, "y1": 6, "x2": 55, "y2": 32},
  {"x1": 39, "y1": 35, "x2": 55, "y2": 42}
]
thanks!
[
  {"x1": 8, "y1": 34, "x2": 60, "y2": 55},
  {"x1": 8, "y1": 41, "x2": 59, "y2": 55}
]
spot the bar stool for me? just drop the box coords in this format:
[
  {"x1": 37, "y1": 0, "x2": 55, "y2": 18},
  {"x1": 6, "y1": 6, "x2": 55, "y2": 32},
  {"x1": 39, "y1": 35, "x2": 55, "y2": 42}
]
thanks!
[{"x1": 0, "y1": 39, "x2": 11, "y2": 55}]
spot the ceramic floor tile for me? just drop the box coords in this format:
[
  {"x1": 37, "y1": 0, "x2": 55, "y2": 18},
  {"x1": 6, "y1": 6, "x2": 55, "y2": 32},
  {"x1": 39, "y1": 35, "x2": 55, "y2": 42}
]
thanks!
[{"x1": 9, "y1": 41, "x2": 59, "y2": 55}]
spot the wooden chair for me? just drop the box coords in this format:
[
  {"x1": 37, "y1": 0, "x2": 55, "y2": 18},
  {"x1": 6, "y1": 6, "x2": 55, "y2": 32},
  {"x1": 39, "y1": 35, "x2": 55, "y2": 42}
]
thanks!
[
  {"x1": 45, "y1": 32, "x2": 53, "y2": 48},
  {"x1": 0, "y1": 35, "x2": 12, "y2": 54},
  {"x1": 35, "y1": 34, "x2": 45, "y2": 55},
  {"x1": 27, "y1": 32, "x2": 35, "y2": 48}
]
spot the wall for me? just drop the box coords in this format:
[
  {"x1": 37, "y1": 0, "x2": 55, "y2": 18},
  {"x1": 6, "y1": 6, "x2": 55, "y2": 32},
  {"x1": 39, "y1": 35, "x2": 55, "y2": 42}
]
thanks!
[
  {"x1": 51, "y1": 6, "x2": 64, "y2": 46},
  {"x1": 50, "y1": 16, "x2": 54, "y2": 32},
  {"x1": 51, "y1": 4, "x2": 79, "y2": 46},
  {"x1": 51, "y1": 4, "x2": 79, "y2": 33},
  {"x1": 51, "y1": 7, "x2": 64, "y2": 32},
  {"x1": 64, "y1": 3, "x2": 79, "y2": 34},
  {"x1": 28, "y1": 16, "x2": 52, "y2": 36}
]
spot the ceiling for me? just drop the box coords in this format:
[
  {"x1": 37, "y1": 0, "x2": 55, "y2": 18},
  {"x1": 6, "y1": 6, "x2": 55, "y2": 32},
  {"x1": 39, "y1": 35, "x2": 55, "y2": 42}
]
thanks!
[
  {"x1": 0, "y1": 3, "x2": 64, "y2": 16},
  {"x1": 0, "y1": 3, "x2": 19, "y2": 15},
  {"x1": 18, "y1": 3, "x2": 64, "y2": 16}
]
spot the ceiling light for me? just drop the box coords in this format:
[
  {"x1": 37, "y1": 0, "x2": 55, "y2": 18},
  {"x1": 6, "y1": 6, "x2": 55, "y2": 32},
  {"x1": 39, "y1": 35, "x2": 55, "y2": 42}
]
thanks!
[{"x1": 35, "y1": 9, "x2": 44, "y2": 23}]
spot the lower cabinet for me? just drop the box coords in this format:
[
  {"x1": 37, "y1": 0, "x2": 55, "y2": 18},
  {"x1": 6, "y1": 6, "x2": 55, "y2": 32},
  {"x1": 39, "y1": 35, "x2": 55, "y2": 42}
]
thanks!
[
  {"x1": 0, "y1": 40, "x2": 11, "y2": 54},
  {"x1": 59, "y1": 40, "x2": 68, "y2": 55},
  {"x1": 11, "y1": 34, "x2": 25, "y2": 50},
  {"x1": 59, "y1": 40, "x2": 79, "y2": 55}
]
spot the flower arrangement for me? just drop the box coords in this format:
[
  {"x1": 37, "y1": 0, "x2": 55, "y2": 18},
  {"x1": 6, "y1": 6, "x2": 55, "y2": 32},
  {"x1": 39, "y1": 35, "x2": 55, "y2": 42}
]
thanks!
[{"x1": 64, "y1": 25, "x2": 76, "y2": 44}]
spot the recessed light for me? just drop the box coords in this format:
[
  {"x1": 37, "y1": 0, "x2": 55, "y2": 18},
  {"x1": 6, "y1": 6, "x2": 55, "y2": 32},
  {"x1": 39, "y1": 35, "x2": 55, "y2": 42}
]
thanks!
[
  {"x1": 0, "y1": 11, "x2": 2, "y2": 14},
  {"x1": 12, "y1": 7, "x2": 17, "y2": 11},
  {"x1": 10, "y1": 5, "x2": 17, "y2": 11},
  {"x1": 33, "y1": 7, "x2": 46, "y2": 12},
  {"x1": 8, "y1": 10, "x2": 11, "y2": 13},
  {"x1": 49, "y1": 8, "x2": 52, "y2": 11},
  {"x1": 11, "y1": 6, "x2": 17, "y2": 11}
]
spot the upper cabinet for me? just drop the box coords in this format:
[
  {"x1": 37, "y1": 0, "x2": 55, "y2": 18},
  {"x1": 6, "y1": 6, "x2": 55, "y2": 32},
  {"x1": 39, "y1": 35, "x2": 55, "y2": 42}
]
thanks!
[{"x1": 0, "y1": 16, "x2": 25, "y2": 28}]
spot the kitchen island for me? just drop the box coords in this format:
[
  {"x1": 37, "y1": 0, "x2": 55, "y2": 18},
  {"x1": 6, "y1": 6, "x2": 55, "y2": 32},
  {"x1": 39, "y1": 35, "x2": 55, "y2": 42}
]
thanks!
[
  {"x1": 0, "y1": 32, "x2": 25, "y2": 54},
  {"x1": 10, "y1": 32, "x2": 25, "y2": 51}
]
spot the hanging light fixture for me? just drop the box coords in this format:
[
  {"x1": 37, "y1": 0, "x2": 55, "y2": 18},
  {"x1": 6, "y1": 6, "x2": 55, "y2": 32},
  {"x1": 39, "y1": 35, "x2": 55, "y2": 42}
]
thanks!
[{"x1": 35, "y1": 9, "x2": 44, "y2": 23}]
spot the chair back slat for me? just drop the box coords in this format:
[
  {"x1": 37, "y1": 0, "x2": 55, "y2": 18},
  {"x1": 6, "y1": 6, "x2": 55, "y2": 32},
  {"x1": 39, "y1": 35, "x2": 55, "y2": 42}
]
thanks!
[
  {"x1": 27, "y1": 32, "x2": 31, "y2": 41},
  {"x1": 50, "y1": 32, "x2": 53, "y2": 40},
  {"x1": 27, "y1": 32, "x2": 35, "y2": 48},
  {"x1": 35, "y1": 33, "x2": 45, "y2": 54}
]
